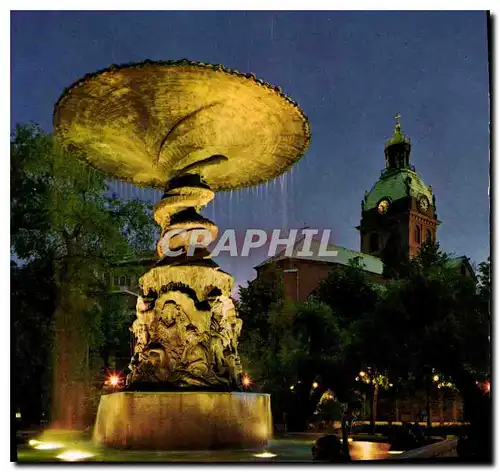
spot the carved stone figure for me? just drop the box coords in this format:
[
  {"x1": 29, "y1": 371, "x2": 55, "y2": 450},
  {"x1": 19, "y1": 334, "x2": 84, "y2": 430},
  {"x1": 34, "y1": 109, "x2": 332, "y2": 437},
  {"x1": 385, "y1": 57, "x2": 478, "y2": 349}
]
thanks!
[{"x1": 127, "y1": 281, "x2": 243, "y2": 390}]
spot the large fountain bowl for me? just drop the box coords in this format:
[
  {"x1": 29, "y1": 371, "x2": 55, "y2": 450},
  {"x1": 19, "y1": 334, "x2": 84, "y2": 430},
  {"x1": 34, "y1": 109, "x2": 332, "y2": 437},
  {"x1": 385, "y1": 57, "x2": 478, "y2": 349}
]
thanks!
[{"x1": 53, "y1": 60, "x2": 310, "y2": 191}]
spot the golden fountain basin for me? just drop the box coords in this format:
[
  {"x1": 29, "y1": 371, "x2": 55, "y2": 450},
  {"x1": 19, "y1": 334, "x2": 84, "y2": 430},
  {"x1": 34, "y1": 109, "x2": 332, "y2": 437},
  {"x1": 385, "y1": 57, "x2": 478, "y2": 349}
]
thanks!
[{"x1": 54, "y1": 60, "x2": 310, "y2": 191}]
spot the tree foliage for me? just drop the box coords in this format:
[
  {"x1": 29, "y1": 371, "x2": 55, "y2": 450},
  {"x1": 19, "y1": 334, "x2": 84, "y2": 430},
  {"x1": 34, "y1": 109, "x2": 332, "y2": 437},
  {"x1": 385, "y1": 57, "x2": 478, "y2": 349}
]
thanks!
[
  {"x1": 238, "y1": 240, "x2": 490, "y2": 448},
  {"x1": 11, "y1": 124, "x2": 157, "y2": 426},
  {"x1": 238, "y1": 259, "x2": 379, "y2": 430}
]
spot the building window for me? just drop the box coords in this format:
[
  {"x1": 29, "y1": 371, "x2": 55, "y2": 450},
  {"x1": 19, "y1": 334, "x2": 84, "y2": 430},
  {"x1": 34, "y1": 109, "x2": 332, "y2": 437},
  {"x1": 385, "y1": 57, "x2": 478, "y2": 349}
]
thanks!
[
  {"x1": 426, "y1": 229, "x2": 432, "y2": 242},
  {"x1": 415, "y1": 225, "x2": 421, "y2": 244},
  {"x1": 370, "y1": 233, "x2": 379, "y2": 252},
  {"x1": 119, "y1": 276, "x2": 126, "y2": 286},
  {"x1": 126, "y1": 276, "x2": 132, "y2": 286},
  {"x1": 114, "y1": 276, "x2": 119, "y2": 286}
]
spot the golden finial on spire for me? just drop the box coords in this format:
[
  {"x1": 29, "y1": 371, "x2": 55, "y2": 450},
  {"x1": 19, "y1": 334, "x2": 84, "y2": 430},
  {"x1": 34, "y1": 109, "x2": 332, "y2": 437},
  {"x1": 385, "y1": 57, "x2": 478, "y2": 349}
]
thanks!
[
  {"x1": 386, "y1": 112, "x2": 409, "y2": 147},
  {"x1": 394, "y1": 113, "x2": 401, "y2": 132}
]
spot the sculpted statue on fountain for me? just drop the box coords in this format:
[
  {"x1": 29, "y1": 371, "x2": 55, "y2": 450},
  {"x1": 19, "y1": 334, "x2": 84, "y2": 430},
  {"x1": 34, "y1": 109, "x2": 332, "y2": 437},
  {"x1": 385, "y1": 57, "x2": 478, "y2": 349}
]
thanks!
[{"x1": 127, "y1": 288, "x2": 243, "y2": 390}]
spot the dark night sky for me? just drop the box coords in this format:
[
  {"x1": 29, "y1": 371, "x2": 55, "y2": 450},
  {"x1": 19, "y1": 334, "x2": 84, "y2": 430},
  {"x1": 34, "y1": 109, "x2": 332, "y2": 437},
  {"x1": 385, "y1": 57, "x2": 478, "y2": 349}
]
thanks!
[{"x1": 11, "y1": 11, "x2": 490, "y2": 291}]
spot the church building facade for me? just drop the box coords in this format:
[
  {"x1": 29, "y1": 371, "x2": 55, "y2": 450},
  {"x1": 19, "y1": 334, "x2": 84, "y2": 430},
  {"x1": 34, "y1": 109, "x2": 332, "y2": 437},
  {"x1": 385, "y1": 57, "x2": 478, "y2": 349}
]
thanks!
[{"x1": 254, "y1": 116, "x2": 474, "y2": 302}]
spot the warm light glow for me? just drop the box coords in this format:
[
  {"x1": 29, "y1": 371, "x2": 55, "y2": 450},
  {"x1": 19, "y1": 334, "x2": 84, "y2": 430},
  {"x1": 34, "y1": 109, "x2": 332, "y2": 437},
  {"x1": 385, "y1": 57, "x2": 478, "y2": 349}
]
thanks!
[
  {"x1": 242, "y1": 375, "x2": 251, "y2": 387},
  {"x1": 388, "y1": 450, "x2": 404, "y2": 454},
  {"x1": 34, "y1": 442, "x2": 64, "y2": 450},
  {"x1": 353, "y1": 440, "x2": 377, "y2": 460},
  {"x1": 16, "y1": 412, "x2": 21, "y2": 419},
  {"x1": 290, "y1": 385, "x2": 294, "y2": 390},
  {"x1": 389, "y1": 383, "x2": 393, "y2": 387},
  {"x1": 57, "y1": 450, "x2": 95, "y2": 462},
  {"x1": 29, "y1": 439, "x2": 41, "y2": 446},
  {"x1": 433, "y1": 375, "x2": 439, "y2": 382},
  {"x1": 355, "y1": 376, "x2": 360, "y2": 381},
  {"x1": 312, "y1": 382, "x2": 319, "y2": 389},
  {"x1": 477, "y1": 380, "x2": 491, "y2": 393},
  {"x1": 253, "y1": 451, "x2": 277, "y2": 458},
  {"x1": 359, "y1": 371, "x2": 366, "y2": 377},
  {"x1": 108, "y1": 375, "x2": 120, "y2": 387}
]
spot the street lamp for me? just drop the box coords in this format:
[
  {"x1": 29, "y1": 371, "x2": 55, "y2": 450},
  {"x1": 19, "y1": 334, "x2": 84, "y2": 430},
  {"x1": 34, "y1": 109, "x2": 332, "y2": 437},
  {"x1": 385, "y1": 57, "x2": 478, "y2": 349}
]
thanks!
[
  {"x1": 242, "y1": 374, "x2": 251, "y2": 388},
  {"x1": 105, "y1": 373, "x2": 123, "y2": 389},
  {"x1": 109, "y1": 375, "x2": 120, "y2": 387}
]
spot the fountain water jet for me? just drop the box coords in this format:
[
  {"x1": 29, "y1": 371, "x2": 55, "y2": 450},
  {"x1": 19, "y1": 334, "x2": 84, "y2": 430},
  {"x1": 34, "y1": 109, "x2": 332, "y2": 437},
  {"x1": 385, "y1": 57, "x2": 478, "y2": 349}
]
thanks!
[{"x1": 53, "y1": 59, "x2": 310, "y2": 450}]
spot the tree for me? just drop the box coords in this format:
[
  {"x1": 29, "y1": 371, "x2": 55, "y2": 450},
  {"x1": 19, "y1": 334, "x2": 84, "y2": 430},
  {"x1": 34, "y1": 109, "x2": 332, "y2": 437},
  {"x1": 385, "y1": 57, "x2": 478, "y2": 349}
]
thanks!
[
  {"x1": 270, "y1": 300, "x2": 345, "y2": 430},
  {"x1": 365, "y1": 240, "x2": 491, "y2": 459},
  {"x1": 313, "y1": 256, "x2": 378, "y2": 328},
  {"x1": 313, "y1": 257, "x2": 381, "y2": 428},
  {"x1": 12, "y1": 259, "x2": 55, "y2": 425},
  {"x1": 11, "y1": 124, "x2": 157, "y2": 428},
  {"x1": 238, "y1": 258, "x2": 378, "y2": 432},
  {"x1": 238, "y1": 263, "x2": 284, "y2": 334},
  {"x1": 237, "y1": 263, "x2": 284, "y2": 382}
]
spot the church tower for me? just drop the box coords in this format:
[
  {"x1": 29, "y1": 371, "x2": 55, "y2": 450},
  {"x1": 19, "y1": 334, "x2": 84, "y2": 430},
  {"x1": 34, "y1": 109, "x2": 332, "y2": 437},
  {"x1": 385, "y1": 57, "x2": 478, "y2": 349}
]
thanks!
[{"x1": 358, "y1": 115, "x2": 439, "y2": 260}]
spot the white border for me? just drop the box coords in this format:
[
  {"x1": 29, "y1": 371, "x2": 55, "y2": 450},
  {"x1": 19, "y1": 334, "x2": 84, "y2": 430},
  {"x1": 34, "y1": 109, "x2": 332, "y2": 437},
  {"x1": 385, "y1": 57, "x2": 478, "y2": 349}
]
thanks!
[{"x1": 4, "y1": 6, "x2": 496, "y2": 471}]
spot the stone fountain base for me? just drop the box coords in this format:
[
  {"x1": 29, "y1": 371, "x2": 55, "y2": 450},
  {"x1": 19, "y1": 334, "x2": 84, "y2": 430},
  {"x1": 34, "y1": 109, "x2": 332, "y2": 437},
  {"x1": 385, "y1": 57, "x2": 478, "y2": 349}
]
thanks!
[{"x1": 93, "y1": 391, "x2": 272, "y2": 450}]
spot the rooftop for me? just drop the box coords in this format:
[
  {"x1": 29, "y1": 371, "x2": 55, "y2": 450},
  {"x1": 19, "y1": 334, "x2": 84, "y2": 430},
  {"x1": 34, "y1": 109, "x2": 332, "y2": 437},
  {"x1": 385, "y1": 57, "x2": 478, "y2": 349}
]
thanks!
[
  {"x1": 255, "y1": 237, "x2": 384, "y2": 275},
  {"x1": 364, "y1": 168, "x2": 433, "y2": 212}
]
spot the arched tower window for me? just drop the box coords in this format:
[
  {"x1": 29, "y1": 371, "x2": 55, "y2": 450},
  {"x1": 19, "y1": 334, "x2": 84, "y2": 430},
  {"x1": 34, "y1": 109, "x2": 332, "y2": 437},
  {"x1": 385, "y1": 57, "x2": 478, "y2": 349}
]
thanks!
[
  {"x1": 415, "y1": 225, "x2": 421, "y2": 244},
  {"x1": 370, "y1": 233, "x2": 379, "y2": 252},
  {"x1": 426, "y1": 229, "x2": 432, "y2": 242}
]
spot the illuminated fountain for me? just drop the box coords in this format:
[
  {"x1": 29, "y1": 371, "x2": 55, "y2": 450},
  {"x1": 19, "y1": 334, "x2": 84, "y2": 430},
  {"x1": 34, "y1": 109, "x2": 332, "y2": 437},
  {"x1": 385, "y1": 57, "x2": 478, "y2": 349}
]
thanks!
[{"x1": 53, "y1": 59, "x2": 310, "y2": 450}]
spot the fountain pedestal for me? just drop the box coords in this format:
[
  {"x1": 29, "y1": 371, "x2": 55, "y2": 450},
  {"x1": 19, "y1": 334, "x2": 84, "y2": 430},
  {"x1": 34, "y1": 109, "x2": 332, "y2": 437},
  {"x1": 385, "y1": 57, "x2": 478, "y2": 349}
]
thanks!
[{"x1": 93, "y1": 391, "x2": 272, "y2": 450}]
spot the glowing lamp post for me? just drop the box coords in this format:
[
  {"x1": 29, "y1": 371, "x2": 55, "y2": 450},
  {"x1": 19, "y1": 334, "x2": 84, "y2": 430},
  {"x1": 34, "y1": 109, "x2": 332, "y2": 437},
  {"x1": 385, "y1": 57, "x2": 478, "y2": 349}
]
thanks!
[
  {"x1": 105, "y1": 374, "x2": 122, "y2": 390},
  {"x1": 355, "y1": 367, "x2": 391, "y2": 434},
  {"x1": 242, "y1": 374, "x2": 251, "y2": 390},
  {"x1": 109, "y1": 375, "x2": 120, "y2": 387}
]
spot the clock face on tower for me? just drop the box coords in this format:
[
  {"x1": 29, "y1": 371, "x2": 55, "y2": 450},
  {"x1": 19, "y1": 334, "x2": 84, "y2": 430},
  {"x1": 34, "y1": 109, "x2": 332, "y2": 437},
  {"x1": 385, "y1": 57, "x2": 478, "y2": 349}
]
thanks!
[
  {"x1": 377, "y1": 199, "x2": 390, "y2": 215},
  {"x1": 418, "y1": 195, "x2": 429, "y2": 214}
]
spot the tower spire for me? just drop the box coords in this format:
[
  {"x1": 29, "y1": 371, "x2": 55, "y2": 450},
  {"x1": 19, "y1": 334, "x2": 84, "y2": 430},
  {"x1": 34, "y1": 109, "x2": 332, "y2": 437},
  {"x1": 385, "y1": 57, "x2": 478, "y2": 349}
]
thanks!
[
  {"x1": 384, "y1": 113, "x2": 411, "y2": 170},
  {"x1": 387, "y1": 112, "x2": 407, "y2": 145},
  {"x1": 394, "y1": 112, "x2": 401, "y2": 130}
]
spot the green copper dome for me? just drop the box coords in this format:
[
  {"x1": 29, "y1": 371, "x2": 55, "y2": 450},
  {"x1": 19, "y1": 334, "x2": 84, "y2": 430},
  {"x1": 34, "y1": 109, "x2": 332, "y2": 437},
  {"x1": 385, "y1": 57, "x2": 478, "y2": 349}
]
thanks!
[{"x1": 364, "y1": 168, "x2": 433, "y2": 211}]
